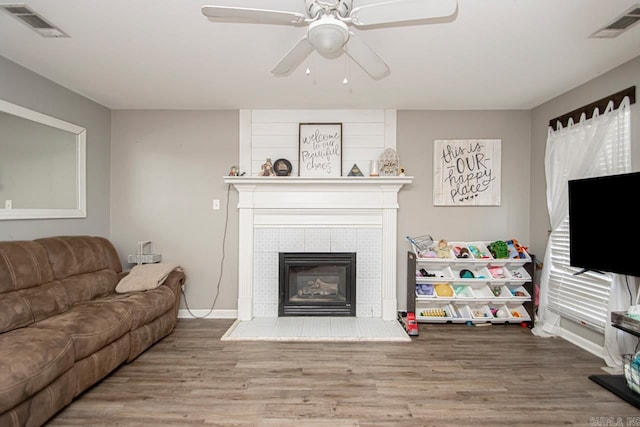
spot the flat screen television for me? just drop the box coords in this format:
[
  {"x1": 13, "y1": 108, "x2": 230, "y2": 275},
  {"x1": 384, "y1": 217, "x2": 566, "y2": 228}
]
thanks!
[{"x1": 568, "y1": 171, "x2": 640, "y2": 277}]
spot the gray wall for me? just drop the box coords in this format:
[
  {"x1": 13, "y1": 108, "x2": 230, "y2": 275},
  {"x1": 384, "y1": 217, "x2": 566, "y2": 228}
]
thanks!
[
  {"x1": 0, "y1": 56, "x2": 111, "y2": 240},
  {"x1": 396, "y1": 110, "x2": 532, "y2": 309},
  {"x1": 110, "y1": 111, "x2": 239, "y2": 312}
]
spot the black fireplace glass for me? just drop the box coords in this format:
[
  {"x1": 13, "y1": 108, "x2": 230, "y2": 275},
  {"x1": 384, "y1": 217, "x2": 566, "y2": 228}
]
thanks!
[{"x1": 279, "y1": 252, "x2": 356, "y2": 316}]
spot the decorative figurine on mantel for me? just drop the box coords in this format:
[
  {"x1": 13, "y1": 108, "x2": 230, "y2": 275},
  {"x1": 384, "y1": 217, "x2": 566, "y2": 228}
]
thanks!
[
  {"x1": 229, "y1": 165, "x2": 239, "y2": 176},
  {"x1": 348, "y1": 163, "x2": 364, "y2": 176},
  {"x1": 379, "y1": 148, "x2": 399, "y2": 176},
  {"x1": 259, "y1": 158, "x2": 275, "y2": 176},
  {"x1": 273, "y1": 158, "x2": 293, "y2": 176}
]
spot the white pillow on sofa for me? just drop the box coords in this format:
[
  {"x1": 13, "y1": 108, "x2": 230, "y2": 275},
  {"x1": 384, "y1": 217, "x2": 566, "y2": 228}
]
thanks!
[{"x1": 115, "y1": 263, "x2": 180, "y2": 293}]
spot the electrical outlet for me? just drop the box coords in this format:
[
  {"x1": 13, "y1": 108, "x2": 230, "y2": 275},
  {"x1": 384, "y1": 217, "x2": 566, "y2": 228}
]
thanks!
[
  {"x1": 4, "y1": 200, "x2": 12, "y2": 209},
  {"x1": 213, "y1": 199, "x2": 220, "y2": 210}
]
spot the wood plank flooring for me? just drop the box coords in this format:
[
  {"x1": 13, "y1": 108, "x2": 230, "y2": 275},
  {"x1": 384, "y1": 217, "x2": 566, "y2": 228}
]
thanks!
[{"x1": 47, "y1": 319, "x2": 640, "y2": 426}]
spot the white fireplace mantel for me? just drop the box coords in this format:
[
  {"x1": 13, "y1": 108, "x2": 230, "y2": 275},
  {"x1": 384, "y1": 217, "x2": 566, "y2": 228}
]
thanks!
[{"x1": 224, "y1": 176, "x2": 413, "y2": 321}]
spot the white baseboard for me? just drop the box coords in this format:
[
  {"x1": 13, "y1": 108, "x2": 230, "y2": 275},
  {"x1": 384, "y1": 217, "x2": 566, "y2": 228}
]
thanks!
[
  {"x1": 556, "y1": 326, "x2": 606, "y2": 361},
  {"x1": 178, "y1": 309, "x2": 237, "y2": 319}
]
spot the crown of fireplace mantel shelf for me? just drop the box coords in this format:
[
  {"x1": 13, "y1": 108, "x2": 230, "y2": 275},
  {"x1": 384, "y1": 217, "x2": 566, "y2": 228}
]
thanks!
[{"x1": 224, "y1": 176, "x2": 413, "y2": 187}]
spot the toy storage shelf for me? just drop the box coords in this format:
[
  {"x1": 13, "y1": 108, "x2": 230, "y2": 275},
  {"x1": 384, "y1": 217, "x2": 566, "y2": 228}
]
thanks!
[{"x1": 407, "y1": 244, "x2": 535, "y2": 327}]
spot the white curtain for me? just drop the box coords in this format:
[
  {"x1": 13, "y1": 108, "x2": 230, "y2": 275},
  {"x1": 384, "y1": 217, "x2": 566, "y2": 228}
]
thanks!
[{"x1": 533, "y1": 97, "x2": 632, "y2": 367}]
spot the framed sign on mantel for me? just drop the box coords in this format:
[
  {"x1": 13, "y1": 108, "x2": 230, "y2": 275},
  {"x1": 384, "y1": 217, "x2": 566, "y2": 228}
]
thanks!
[
  {"x1": 433, "y1": 139, "x2": 502, "y2": 206},
  {"x1": 298, "y1": 123, "x2": 342, "y2": 177}
]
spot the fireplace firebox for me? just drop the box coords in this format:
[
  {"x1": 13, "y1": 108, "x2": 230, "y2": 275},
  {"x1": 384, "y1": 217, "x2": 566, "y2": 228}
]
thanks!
[{"x1": 279, "y1": 252, "x2": 356, "y2": 316}]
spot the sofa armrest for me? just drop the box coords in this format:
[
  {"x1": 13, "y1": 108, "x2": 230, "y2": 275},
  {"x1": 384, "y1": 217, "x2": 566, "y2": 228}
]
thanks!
[{"x1": 163, "y1": 268, "x2": 186, "y2": 291}]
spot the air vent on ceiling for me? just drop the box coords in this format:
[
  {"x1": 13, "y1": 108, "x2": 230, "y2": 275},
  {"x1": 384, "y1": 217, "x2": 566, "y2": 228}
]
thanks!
[
  {"x1": 591, "y1": 4, "x2": 640, "y2": 38},
  {"x1": 0, "y1": 3, "x2": 68, "y2": 37}
]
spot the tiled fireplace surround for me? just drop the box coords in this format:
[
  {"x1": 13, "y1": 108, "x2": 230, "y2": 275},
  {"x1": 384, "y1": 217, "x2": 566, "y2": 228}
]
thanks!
[{"x1": 224, "y1": 177, "x2": 411, "y2": 321}]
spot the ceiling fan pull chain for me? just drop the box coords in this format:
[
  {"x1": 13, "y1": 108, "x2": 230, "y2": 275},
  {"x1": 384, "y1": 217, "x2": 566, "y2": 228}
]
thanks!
[{"x1": 343, "y1": 44, "x2": 349, "y2": 85}]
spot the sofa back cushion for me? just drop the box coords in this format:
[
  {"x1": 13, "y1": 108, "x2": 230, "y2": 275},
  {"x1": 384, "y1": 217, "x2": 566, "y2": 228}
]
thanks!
[
  {"x1": 0, "y1": 241, "x2": 60, "y2": 333},
  {"x1": 61, "y1": 269, "x2": 119, "y2": 304},
  {"x1": 35, "y1": 236, "x2": 122, "y2": 279},
  {"x1": 0, "y1": 236, "x2": 124, "y2": 334},
  {"x1": 36, "y1": 236, "x2": 123, "y2": 305},
  {"x1": 0, "y1": 240, "x2": 55, "y2": 292}
]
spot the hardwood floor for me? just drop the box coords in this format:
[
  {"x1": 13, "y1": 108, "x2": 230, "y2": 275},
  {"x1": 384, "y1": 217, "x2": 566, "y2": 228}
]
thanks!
[{"x1": 47, "y1": 319, "x2": 640, "y2": 426}]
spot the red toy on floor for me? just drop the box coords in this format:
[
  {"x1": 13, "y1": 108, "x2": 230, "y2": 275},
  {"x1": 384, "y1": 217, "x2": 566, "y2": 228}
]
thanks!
[{"x1": 405, "y1": 312, "x2": 419, "y2": 336}]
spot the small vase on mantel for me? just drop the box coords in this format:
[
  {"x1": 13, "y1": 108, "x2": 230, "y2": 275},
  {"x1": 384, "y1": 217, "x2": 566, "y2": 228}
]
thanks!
[{"x1": 369, "y1": 160, "x2": 380, "y2": 176}]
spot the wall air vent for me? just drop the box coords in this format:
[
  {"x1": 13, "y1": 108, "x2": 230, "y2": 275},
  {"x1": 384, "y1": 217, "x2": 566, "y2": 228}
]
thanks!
[
  {"x1": 0, "y1": 3, "x2": 68, "y2": 37},
  {"x1": 591, "y1": 4, "x2": 640, "y2": 38}
]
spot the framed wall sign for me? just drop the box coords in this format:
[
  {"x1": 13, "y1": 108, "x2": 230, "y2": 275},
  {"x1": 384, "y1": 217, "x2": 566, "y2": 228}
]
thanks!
[
  {"x1": 433, "y1": 139, "x2": 502, "y2": 206},
  {"x1": 298, "y1": 123, "x2": 342, "y2": 177}
]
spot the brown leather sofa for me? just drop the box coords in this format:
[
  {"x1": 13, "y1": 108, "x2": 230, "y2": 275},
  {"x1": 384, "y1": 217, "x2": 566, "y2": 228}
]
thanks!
[{"x1": 0, "y1": 235, "x2": 185, "y2": 426}]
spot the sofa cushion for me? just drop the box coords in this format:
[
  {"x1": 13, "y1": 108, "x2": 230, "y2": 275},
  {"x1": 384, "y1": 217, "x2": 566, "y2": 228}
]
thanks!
[
  {"x1": 61, "y1": 269, "x2": 119, "y2": 305},
  {"x1": 73, "y1": 334, "x2": 130, "y2": 394},
  {"x1": 0, "y1": 240, "x2": 55, "y2": 293},
  {"x1": 0, "y1": 292, "x2": 32, "y2": 334},
  {"x1": 31, "y1": 301, "x2": 133, "y2": 361},
  {"x1": 0, "y1": 368, "x2": 76, "y2": 427},
  {"x1": 21, "y1": 280, "x2": 70, "y2": 323},
  {"x1": 99, "y1": 284, "x2": 177, "y2": 330},
  {"x1": 128, "y1": 308, "x2": 178, "y2": 362},
  {"x1": 0, "y1": 328, "x2": 74, "y2": 414},
  {"x1": 0, "y1": 281, "x2": 70, "y2": 334},
  {"x1": 35, "y1": 236, "x2": 122, "y2": 280}
]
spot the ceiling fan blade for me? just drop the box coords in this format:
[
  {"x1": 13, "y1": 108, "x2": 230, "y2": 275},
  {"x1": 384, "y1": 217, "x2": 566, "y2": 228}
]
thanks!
[
  {"x1": 201, "y1": 5, "x2": 306, "y2": 25},
  {"x1": 272, "y1": 36, "x2": 314, "y2": 76},
  {"x1": 344, "y1": 32, "x2": 389, "y2": 79},
  {"x1": 349, "y1": 0, "x2": 458, "y2": 27}
]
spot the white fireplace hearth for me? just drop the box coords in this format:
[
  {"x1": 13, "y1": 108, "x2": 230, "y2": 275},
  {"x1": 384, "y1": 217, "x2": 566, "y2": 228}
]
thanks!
[{"x1": 225, "y1": 176, "x2": 412, "y2": 321}]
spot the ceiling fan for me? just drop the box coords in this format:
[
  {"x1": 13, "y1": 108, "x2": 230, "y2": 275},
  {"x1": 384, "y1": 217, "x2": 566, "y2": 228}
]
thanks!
[{"x1": 201, "y1": 0, "x2": 458, "y2": 80}]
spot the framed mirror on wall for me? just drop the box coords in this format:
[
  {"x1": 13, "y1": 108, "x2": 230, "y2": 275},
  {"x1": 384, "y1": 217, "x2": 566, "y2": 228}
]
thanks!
[{"x1": 0, "y1": 99, "x2": 86, "y2": 220}]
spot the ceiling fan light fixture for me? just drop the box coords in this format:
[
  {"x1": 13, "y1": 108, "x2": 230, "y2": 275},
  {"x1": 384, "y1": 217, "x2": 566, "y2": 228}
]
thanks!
[
  {"x1": 202, "y1": 0, "x2": 459, "y2": 80},
  {"x1": 307, "y1": 18, "x2": 349, "y2": 55}
]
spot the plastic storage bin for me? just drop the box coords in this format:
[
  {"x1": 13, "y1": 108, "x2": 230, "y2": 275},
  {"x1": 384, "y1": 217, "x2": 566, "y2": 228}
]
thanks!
[
  {"x1": 415, "y1": 283, "x2": 435, "y2": 297},
  {"x1": 434, "y1": 283, "x2": 455, "y2": 298},
  {"x1": 508, "y1": 285, "x2": 531, "y2": 299},
  {"x1": 453, "y1": 285, "x2": 474, "y2": 300},
  {"x1": 489, "y1": 284, "x2": 513, "y2": 299},
  {"x1": 416, "y1": 303, "x2": 457, "y2": 322},
  {"x1": 506, "y1": 304, "x2": 531, "y2": 321},
  {"x1": 467, "y1": 241, "x2": 493, "y2": 260},
  {"x1": 468, "y1": 304, "x2": 493, "y2": 320},
  {"x1": 487, "y1": 265, "x2": 511, "y2": 280},
  {"x1": 449, "y1": 242, "x2": 473, "y2": 260},
  {"x1": 506, "y1": 266, "x2": 531, "y2": 281},
  {"x1": 471, "y1": 285, "x2": 495, "y2": 299},
  {"x1": 416, "y1": 266, "x2": 454, "y2": 281},
  {"x1": 488, "y1": 304, "x2": 511, "y2": 320},
  {"x1": 450, "y1": 266, "x2": 491, "y2": 281}
]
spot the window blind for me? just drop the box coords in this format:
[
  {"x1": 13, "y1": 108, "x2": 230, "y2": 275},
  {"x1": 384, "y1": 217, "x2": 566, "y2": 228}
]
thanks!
[{"x1": 547, "y1": 218, "x2": 611, "y2": 332}]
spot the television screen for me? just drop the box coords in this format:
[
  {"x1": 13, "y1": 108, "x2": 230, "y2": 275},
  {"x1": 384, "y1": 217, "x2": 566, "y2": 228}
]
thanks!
[{"x1": 568, "y1": 171, "x2": 640, "y2": 277}]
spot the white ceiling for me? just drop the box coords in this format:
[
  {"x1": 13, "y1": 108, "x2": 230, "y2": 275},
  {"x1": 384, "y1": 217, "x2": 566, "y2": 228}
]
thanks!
[{"x1": 1, "y1": 0, "x2": 639, "y2": 110}]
